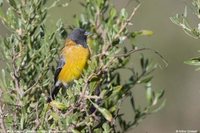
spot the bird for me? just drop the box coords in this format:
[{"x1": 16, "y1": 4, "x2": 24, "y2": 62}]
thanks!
[{"x1": 47, "y1": 28, "x2": 90, "y2": 102}]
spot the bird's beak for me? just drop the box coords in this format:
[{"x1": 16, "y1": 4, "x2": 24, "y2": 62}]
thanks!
[{"x1": 84, "y1": 31, "x2": 91, "y2": 36}]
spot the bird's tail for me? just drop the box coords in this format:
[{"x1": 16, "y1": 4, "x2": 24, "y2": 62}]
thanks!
[{"x1": 47, "y1": 85, "x2": 61, "y2": 103}]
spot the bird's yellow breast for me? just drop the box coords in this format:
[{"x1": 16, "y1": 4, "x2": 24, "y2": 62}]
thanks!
[{"x1": 58, "y1": 40, "x2": 90, "y2": 83}]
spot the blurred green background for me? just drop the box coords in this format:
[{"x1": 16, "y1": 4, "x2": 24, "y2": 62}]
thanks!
[
  {"x1": 128, "y1": 0, "x2": 200, "y2": 132},
  {"x1": 1, "y1": 0, "x2": 200, "y2": 132}
]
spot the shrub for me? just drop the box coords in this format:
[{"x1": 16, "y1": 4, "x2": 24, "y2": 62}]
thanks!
[{"x1": 0, "y1": 0, "x2": 165, "y2": 132}]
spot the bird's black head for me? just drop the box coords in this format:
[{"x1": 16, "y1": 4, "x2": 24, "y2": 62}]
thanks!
[{"x1": 68, "y1": 28, "x2": 89, "y2": 48}]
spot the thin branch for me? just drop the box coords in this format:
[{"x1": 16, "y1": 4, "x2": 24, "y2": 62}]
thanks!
[
  {"x1": 114, "y1": 47, "x2": 147, "y2": 58},
  {"x1": 115, "y1": 47, "x2": 168, "y2": 67},
  {"x1": 84, "y1": 95, "x2": 101, "y2": 100},
  {"x1": 98, "y1": 3, "x2": 141, "y2": 64},
  {"x1": 33, "y1": 102, "x2": 40, "y2": 130},
  {"x1": 0, "y1": 105, "x2": 6, "y2": 133},
  {"x1": 11, "y1": 47, "x2": 23, "y2": 98},
  {"x1": 80, "y1": 72, "x2": 96, "y2": 100},
  {"x1": 84, "y1": 103, "x2": 92, "y2": 133},
  {"x1": 114, "y1": 4, "x2": 141, "y2": 40},
  {"x1": 0, "y1": 90, "x2": 7, "y2": 132}
]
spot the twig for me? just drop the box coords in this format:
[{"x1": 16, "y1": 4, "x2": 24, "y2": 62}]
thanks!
[
  {"x1": 115, "y1": 47, "x2": 168, "y2": 67},
  {"x1": 97, "y1": 3, "x2": 141, "y2": 66},
  {"x1": 114, "y1": 47, "x2": 146, "y2": 57},
  {"x1": 0, "y1": 105, "x2": 6, "y2": 133},
  {"x1": 11, "y1": 48, "x2": 23, "y2": 98},
  {"x1": 33, "y1": 102, "x2": 40, "y2": 130},
  {"x1": 80, "y1": 73, "x2": 96, "y2": 100},
  {"x1": 84, "y1": 95, "x2": 101, "y2": 100},
  {"x1": 83, "y1": 101, "x2": 92, "y2": 133},
  {"x1": 0, "y1": 90, "x2": 7, "y2": 133},
  {"x1": 114, "y1": 4, "x2": 141, "y2": 40}
]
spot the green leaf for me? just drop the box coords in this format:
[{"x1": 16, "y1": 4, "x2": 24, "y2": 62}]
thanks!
[
  {"x1": 94, "y1": 128, "x2": 103, "y2": 133},
  {"x1": 131, "y1": 30, "x2": 153, "y2": 37},
  {"x1": 8, "y1": 0, "x2": 17, "y2": 9},
  {"x1": 184, "y1": 57, "x2": 200, "y2": 66},
  {"x1": 120, "y1": 8, "x2": 128, "y2": 18},
  {"x1": 51, "y1": 112, "x2": 60, "y2": 121},
  {"x1": 152, "y1": 90, "x2": 165, "y2": 106},
  {"x1": 72, "y1": 129, "x2": 81, "y2": 133},
  {"x1": 139, "y1": 30, "x2": 154, "y2": 36},
  {"x1": 49, "y1": 101, "x2": 67, "y2": 110},
  {"x1": 90, "y1": 100, "x2": 113, "y2": 122},
  {"x1": 146, "y1": 82, "x2": 153, "y2": 105},
  {"x1": 152, "y1": 99, "x2": 166, "y2": 113},
  {"x1": 112, "y1": 85, "x2": 122, "y2": 95},
  {"x1": 0, "y1": 69, "x2": 7, "y2": 88},
  {"x1": 183, "y1": 6, "x2": 187, "y2": 17},
  {"x1": 138, "y1": 76, "x2": 153, "y2": 84},
  {"x1": 170, "y1": 15, "x2": 180, "y2": 26},
  {"x1": 100, "y1": 90, "x2": 107, "y2": 98},
  {"x1": 157, "y1": 90, "x2": 165, "y2": 99},
  {"x1": 103, "y1": 123, "x2": 111, "y2": 133},
  {"x1": 109, "y1": 8, "x2": 117, "y2": 18}
]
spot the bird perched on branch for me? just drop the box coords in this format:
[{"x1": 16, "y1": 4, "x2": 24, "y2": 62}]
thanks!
[{"x1": 47, "y1": 28, "x2": 90, "y2": 102}]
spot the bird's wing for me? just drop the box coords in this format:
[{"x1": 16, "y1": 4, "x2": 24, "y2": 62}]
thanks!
[
  {"x1": 47, "y1": 56, "x2": 66, "y2": 102},
  {"x1": 54, "y1": 55, "x2": 66, "y2": 84}
]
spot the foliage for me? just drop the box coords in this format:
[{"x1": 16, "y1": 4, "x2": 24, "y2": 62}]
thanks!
[
  {"x1": 171, "y1": 0, "x2": 200, "y2": 39},
  {"x1": 171, "y1": 0, "x2": 200, "y2": 69},
  {"x1": 0, "y1": 0, "x2": 165, "y2": 132}
]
